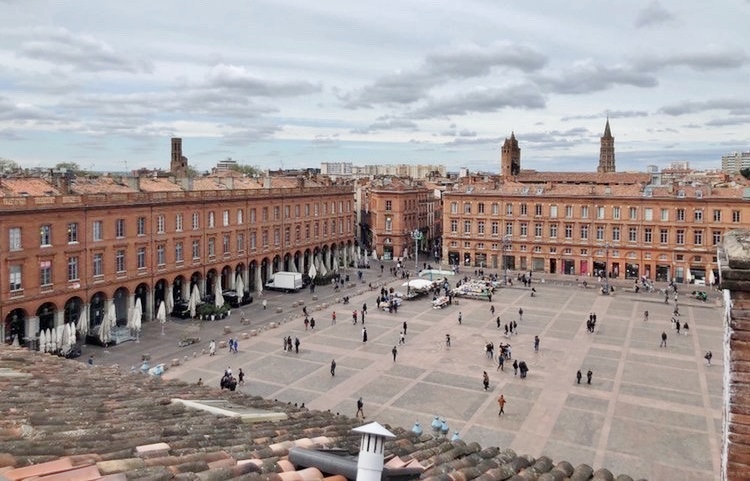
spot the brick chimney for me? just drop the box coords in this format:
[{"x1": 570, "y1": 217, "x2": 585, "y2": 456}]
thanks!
[{"x1": 718, "y1": 230, "x2": 750, "y2": 480}]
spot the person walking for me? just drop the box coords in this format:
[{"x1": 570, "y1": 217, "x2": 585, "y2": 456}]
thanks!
[
  {"x1": 497, "y1": 394, "x2": 506, "y2": 416},
  {"x1": 512, "y1": 321, "x2": 518, "y2": 334},
  {"x1": 676, "y1": 322, "x2": 680, "y2": 335},
  {"x1": 361, "y1": 309, "x2": 366, "y2": 324},
  {"x1": 512, "y1": 359, "x2": 518, "y2": 376},
  {"x1": 496, "y1": 317, "x2": 501, "y2": 329},
  {"x1": 586, "y1": 369, "x2": 593, "y2": 384},
  {"x1": 304, "y1": 317, "x2": 309, "y2": 330},
  {"x1": 458, "y1": 312, "x2": 462, "y2": 325},
  {"x1": 445, "y1": 333, "x2": 451, "y2": 348},
  {"x1": 294, "y1": 337, "x2": 300, "y2": 354},
  {"x1": 330, "y1": 359, "x2": 336, "y2": 376},
  {"x1": 283, "y1": 336, "x2": 288, "y2": 352},
  {"x1": 362, "y1": 327, "x2": 368, "y2": 343},
  {"x1": 504, "y1": 324, "x2": 509, "y2": 337},
  {"x1": 576, "y1": 370, "x2": 582, "y2": 384},
  {"x1": 209, "y1": 339, "x2": 216, "y2": 356},
  {"x1": 660, "y1": 331, "x2": 667, "y2": 347},
  {"x1": 496, "y1": 354, "x2": 505, "y2": 371},
  {"x1": 362, "y1": 303, "x2": 367, "y2": 315},
  {"x1": 643, "y1": 310, "x2": 649, "y2": 322},
  {"x1": 352, "y1": 310, "x2": 358, "y2": 324},
  {"x1": 399, "y1": 331, "x2": 406, "y2": 345},
  {"x1": 310, "y1": 317, "x2": 316, "y2": 330},
  {"x1": 238, "y1": 368, "x2": 245, "y2": 386},
  {"x1": 705, "y1": 351, "x2": 713, "y2": 366},
  {"x1": 403, "y1": 321, "x2": 408, "y2": 335},
  {"x1": 683, "y1": 322, "x2": 689, "y2": 335},
  {"x1": 518, "y1": 308, "x2": 523, "y2": 321},
  {"x1": 482, "y1": 371, "x2": 490, "y2": 391},
  {"x1": 534, "y1": 335, "x2": 540, "y2": 352},
  {"x1": 490, "y1": 305, "x2": 495, "y2": 316},
  {"x1": 262, "y1": 299, "x2": 267, "y2": 310},
  {"x1": 392, "y1": 345, "x2": 398, "y2": 361},
  {"x1": 331, "y1": 311, "x2": 336, "y2": 324},
  {"x1": 356, "y1": 397, "x2": 365, "y2": 419}
]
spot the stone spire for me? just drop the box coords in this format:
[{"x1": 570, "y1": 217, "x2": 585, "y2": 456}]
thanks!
[{"x1": 597, "y1": 118, "x2": 615, "y2": 173}]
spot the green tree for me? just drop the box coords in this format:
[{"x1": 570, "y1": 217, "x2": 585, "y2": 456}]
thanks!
[
  {"x1": 0, "y1": 157, "x2": 20, "y2": 173},
  {"x1": 231, "y1": 163, "x2": 262, "y2": 176},
  {"x1": 186, "y1": 165, "x2": 200, "y2": 178},
  {"x1": 740, "y1": 168, "x2": 750, "y2": 180},
  {"x1": 54, "y1": 162, "x2": 84, "y2": 175}
]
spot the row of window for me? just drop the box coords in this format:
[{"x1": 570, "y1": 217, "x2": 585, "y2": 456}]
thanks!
[
  {"x1": 447, "y1": 220, "x2": 722, "y2": 246},
  {"x1": 8, "y1": 221, "x2": 351, "y2": 292},
  {"x1": 9, "y1": 216, "x2": 352, "y2": 250},
  {"x1": 449, "y1": 202, "x2": 742, "y2": 223}
]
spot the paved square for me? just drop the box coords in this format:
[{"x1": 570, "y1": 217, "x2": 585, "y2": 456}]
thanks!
[{"x1": 164, "y1": 282, "x2": 723, "y2": 481}]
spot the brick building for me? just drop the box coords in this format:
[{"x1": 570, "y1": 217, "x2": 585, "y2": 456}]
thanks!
[
  {"x1": 1, "y1": 172, "x2": 356, "y2": 346},
  {"x1": 443, "y1": 122, "x2": 750, "y2": 284},
  {"x1": 361, "y1": 177, "x2": 439, "y2": 264}
]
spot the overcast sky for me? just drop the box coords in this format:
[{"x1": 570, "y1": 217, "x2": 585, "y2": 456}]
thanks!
[{"x1": 0, "y1": 0, "x2": 748, "y2": 174}]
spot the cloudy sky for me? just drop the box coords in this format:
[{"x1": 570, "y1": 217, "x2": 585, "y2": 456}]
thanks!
[{"x1": 0, "y1": 0, "x2": 748, "y2": 174}]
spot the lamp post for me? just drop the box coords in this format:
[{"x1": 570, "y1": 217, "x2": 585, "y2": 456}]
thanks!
[
  {"x1": 411, "y1": 229, "x2": 423, "y2": 272},
  {"x1": 603, "y1": 242, "x2": 611, "y2": 296},
  {"x1": 502, "y1": 234, "x2": 512, "y2": 286}
]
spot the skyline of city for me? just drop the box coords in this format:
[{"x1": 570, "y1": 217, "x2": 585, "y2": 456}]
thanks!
[{"x1": 0, "y1": 1, "x2": 748, "y2": 173}]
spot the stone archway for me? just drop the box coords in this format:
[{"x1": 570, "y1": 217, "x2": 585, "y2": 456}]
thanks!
[
  {"x1": 113, "y1": 287, "x2": 129, "y2": 327},
  {"x1": 37, "y1": 302, "x2": 57, "y2": 333},
  {"x1": 64, "y1": 297, "x2": 83, "y2": 325},
  {"x1": 89, "y1": 292, "x2": 106, "y2": 328},
  {"x1": 4, "y1": 308, "x2": 27, "y2": 345}
]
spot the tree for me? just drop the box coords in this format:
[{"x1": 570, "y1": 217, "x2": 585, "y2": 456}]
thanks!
[
  {"x1": 231, "y1": 163, "x2": 262, "y2": 177},
  {"x1": 186, "y1": 165, "x2": 200, "y2": 178},
  {"x1": 0, "y1": 157, "x2": 20, "y2": 173},
  {"x1": 54, "y1": 162, "x2": 84, "y2": 175},
  {"x1": 740, "y1": 168, "x2": 750, "y2": 180}
]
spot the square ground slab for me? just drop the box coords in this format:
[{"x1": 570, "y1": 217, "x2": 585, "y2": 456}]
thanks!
[
  {"x1": 359, "y1": 375, "x2": 414, "y2": 404},
  {"x1": 386, "y1": 363, "x2": 426, "y2": 379},
  {"x1": 550, "y1": 408, "x2": 605, "y2": 446},
  {"x1": 246, "y1": 355, "x2": 324, "y2": 385},
  {"x1": 614, "y1": 402, "x2": 707, "y2": 431},
  {"x1": 565, "y1": 393, "x2": 610, "y2": 414},
  {"x1": 390, "y1": 382, "x2": 488, "y2": 420}
]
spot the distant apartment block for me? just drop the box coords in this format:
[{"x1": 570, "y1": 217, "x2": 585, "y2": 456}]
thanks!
[
  {"x1": 721, "y1": 151, "x2": 750, "y2": 174},
  {"x1": 321, "y1": 162, "x2": 445, "y2": 179}
]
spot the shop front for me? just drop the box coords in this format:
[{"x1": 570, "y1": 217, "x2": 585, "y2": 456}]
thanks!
[
  {"x1": 625, "y1": 263, "x2": 639, "y2": 279},
  {"x1": 655, "y1": 265, "x2": 670, "y2": 282},
  {"x1": 532, "y1": 257, "x2": 545, "y2": 272},
  {"x1": 563, "y1": 259, "x2": 575, "y2": 275},
  {"x1": 503, "y1": 254, "x2": 516, "y2": 271},
  {"x1": 580, "y1": 260, "x2": 589, "y2": 276},
  {"x1": 550, "y1": 258, "x2": 557, "y2": 274},
  {"x1": 475, "y1": 253, "x2": 487, "y2": 268},
  {"x1": 463, "y1": 252, "x2": 471, "y2": 266},
  {"x1": 593, "y1": 261, "x2": 606, "y2": 278}
]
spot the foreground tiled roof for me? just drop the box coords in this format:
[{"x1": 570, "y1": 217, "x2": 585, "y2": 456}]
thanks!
[{"x1": 0, "y1": 347, "x2": 647, "y2": 481}]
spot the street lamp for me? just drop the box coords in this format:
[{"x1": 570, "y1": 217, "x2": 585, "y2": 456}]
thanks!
[
  {"x1": 602, "y1": 242, "x2": 611, "y2": 295},
  {"x1": 502, "y1": 234, "x2": 512, "y2": 286},
  {"x1": 411, "y1": 229, "x2": 423, "y2": 272}
]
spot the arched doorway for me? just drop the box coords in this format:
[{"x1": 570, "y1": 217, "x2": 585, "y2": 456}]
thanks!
[
  {"x1": 4, "y1": 308, "x2": 27, "y2": 345},
  {"x1": 221, "y1": 266, "x2": 231, "y2": 290},
  {"x1": 135, "y1": 283, "x2": 148, "y2": 320},
  {"x1": 190, "y1": 272, "x2": 202, "y2": 297},
  {"x1": 284, "y1": 253, "x2": 292, "y2": 271},
  {"x1": 37, "y1": 302, "x2": 57, "y2": 333},
  {"x1": 64, "y1": 297, "x2": 83, "y2": 325},
  {"x1": 173, "y1": 275, "x2": 185, "y2": 302},
  {"x1": 249, "y1": 261, "x2": 258, "y2": 291},
  {"x1": 89, "y1": 292, "x2": 106, "y2": 328},
  {"x1": 206, "y1": 269, "x2": 218, "y2": 297},
  {"x1": 272, "y1": 255, "x2": 282, "y2": 273},
  {"x1": 154, "y1": 279, "x2": 167, "y2": 313},
  {"x1": 260, "y1": 258, "x2": 269, "y2": 285},
  {"x1": 113, "y1": 287, "x2": 129, "y2": 327}
]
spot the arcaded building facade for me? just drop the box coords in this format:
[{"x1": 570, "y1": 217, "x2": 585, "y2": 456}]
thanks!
[{"x1": 1, "y1": 173, "x2": 356, "y2": 346}]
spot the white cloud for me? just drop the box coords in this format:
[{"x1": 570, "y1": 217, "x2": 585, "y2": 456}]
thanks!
[{"x1": 634, "y1": 1, "x2": 675, "y2": 28}]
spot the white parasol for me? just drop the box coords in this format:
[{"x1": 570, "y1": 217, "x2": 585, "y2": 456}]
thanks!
[
  {"x1": 165, "y1": 288, "x2": 174, "y2": 318},
  {"x1": 308, "y1": 263, "x2": 317, "y2": 281},
  {"x1": 39, "y1": 329, "x2": 47, "y2": 353},
  {"x1": 156, "y1": 301, "x2": 166, "y2": 335},
  {"x1": 235, "y1": 274, "x2": 245, "y2": 303},
  {"x1": 61, "y1": 323, "x2": 71, "y2": 355},
  {"x1": 46, "y1": 328, "x2": 53, "y2": 352},
  {"x1": 188, "y1": 284, "x2": 200, "y2": 318},
  {"x1": 708, "y1": 269, "x2": 716, "y2": 286},
  {"x1": 99, "y1": 303, "x2": 115, "y2": 345},
  {"x1": 214, "y1": 280, "x2": 224, "y2": 308},
  {"x1": 372, "y1": 250, "x2": 378, "y2": 260},
  {"x1": 319, "y1": 259, "x2": 328, "y2": 277},
  {"x1": 132, "y1": 298, "x2": 143, "y2": 342},
  {"x1": 68, "y1": 322, "x2": 76, "y2": 348},
  {"x1": 685, "y1": 266, "x2": 692, "y2": 284},
  {"x1": 77, "y1": 308, "x2": 89, "y2": 338},
  {"x1": 402, "y1": 278, "x2": 433, "y2": 290},
  {"x1": 56, "y1": 325, "x2": 64, "y2": 353}
]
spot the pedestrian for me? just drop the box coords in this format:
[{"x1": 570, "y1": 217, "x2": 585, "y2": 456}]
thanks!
[
  {"x1": 519, "y1": 361, "x2": 528, "y2": 378},
  {"x1": 240, "y1": 312, "x2": 247, "y2": 324},
  {"x1": 534, "y1": 335, "x2": 540, "y2": 352},
  {"x1": 683, "y1": 322, "x2": 689, "y2": 335},
  {"x1": 496, "y1": 354, "x2": 505, "y2": 371},
  {"x1": 197, "y1": 378, "x2": 203, "y2": 386},
  {"x1": 497, "y1": 394, "x2": 506, "y2": 415},
  {"x1": 496, "y1": 317, "x2": 501, "y2": 329},
  {"x1": 490, "y1": 305, "x2": 495, "y2": 316},
  {"x1": 233, "y1": 338, "x2": 239, "y2": 353},
  {"x1": 518, "y1": 308, "x2": 523, "y2": 320},
  {"x1": 399, "y1": 331, "x2": 405, "y2": 345},
  {"x1": 643, "y1": 310, "x2": 649, "y2": 322},
  {"x1": 705, "y1": 351, "x2": 713, "y2": 366},
  {"x1": 283, "y1": 336, "x2": 288, "y2": 352},
  {"x1": 361, "y1": 310, "x2": 366, "y2": 324},
  {"x1": 332, "y1": 311, "x2": 336, "y2": 324},
  {"x1": 483, "y1": 371, "x2": 490, "y2": 391},
  {"x1": 356, "y1": 397, "x2": 365, "y2": 419},
  {"x1": 362, "y1": 302, "x2": 367, "y2": 314},
  {"x1": 458, "y1": 312, "x2": 462, "y2": 325},
  {"x1": 674, "y1": 305, "x2": 680, "y2": 317},
  {"x1": 676, "y1": 321, "x2": 681, "y2": 335},
  {"x1": 576, "y1": 370, "x2": 582, "y2": 384},
  {"x1": 310, "y1": 317, "x2": 316, "y2": 330},
  {"x1": 403, "y1": 321, "x2": 408, "y2": 335},
  {"x1": 209, "y1": 339, "x2": 216, "y2": 356},
  {"x1": 445, "y1": 333, "x2": 451, "y2": 347},
  {"x1": 330, "y1": 359, "x2": 336, "y2": 376},
  {"x1": 392, "y1": 345, "x2": 398, "y2": 361},
  {"x1": 504, "y1": 324, "x2": 509, "y2": 337},
  {"x1": 513, "y1": 359, "x2": 518, "y2": 376},
  {"x1": 294, "y1": 337, "x2": 300, "y2": 354},
  {"x1": 304, "y1": 317, "x2": 309, "y2": 330},
  {"x1": 238, "y1": 368, "x2": 245, "y2": 386},
  {"x1": 660, "y1": 331, "x2": 667, "y2": 348},
  {"x1": 586, "y1": 369, "x2": 593, "y2": 384},
  {"x1": 362, "y1": 327, "x2": 367, "y2": 343},
  {"x1": 88, "y1": 355, "x2": 94, "y2": 366},
  {"x1": 352, "y1": 310, "x2": 358, "y2": 324},
  {"x1": 512, "y1": 321, "x2": 517, "y2": 334},
  {"x1": 287, "y1": 337, "x2": 293, "y2": 352},
  {"x1": 262, "y1": 299, "x2": 267, "y2": 310},
  {"x1": 302, "y1": 306, "x2": 308, "y2": 316}
]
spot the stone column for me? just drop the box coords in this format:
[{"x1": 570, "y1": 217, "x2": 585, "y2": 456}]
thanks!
[
  {"x1": 719, "y1": 230, "x2": 750, "y2": 480},
  {"x1": 255, "y1": 267, "x2": 263, "y2": 293}
]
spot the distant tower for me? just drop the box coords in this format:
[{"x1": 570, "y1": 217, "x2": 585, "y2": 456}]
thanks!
[
  {"x1": 500, "y1": 132, "x2": 521, "y2": 178},
  {"x1": 598, "y1": 119, "x2": 615, "y2": 173},
  {"x1": 170, "y1": 138, "x2": 188, "y2": 177}
]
